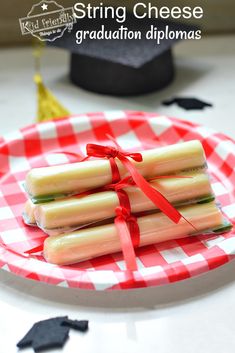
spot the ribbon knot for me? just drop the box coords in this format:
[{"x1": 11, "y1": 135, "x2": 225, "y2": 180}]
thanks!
[
  {"x1": 104, "y1": 146, "x2": 120, "y2": 159},
  {"x1": 115, "y1": 206, "x2": 135, "y2": 223},
  {"x1": 86, "y1": 144, "x2": 117, "y2": 159},
  {"x1": 86, "y1": 144, "x2": 143, "y2": 162},
  {"x1": 105, "y1": 176, "x2": 135, "y2": 192}
]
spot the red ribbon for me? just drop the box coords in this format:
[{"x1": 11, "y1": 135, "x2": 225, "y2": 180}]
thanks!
[
  {"x1": 86, "y1": 144, "x2": 142, "y2": 184},
  {"x1": 86, "y1": 142, "x2": 183, "y2": 224},
  {"x1": 25, "y1": 244, "x2": 44, "y2": 254},
  {"x1": 114, "y1": 206, "x2": 139, "y2": 271},
  {"x1": 105, "y1": 176, "x2": 140, "y2": 271},
  {"x1": 105, "y1": 177, "x2": 140, "y2": 249}
]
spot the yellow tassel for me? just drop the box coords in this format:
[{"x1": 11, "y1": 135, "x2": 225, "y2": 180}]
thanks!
[
  {"x1": 33, "y1": 40, "x2": 70, "y2": 123},
  {"x1": 34, "y1": 73, "x2": 70, "y2": 123}
]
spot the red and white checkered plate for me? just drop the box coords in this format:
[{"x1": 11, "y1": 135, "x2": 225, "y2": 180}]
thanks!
[{"x1": 0, "y1": 111, "x2": 235, "y2": 290}]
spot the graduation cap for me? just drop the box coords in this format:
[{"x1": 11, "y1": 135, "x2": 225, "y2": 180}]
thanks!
[
  {"x1": 17, "y1": 316, "x2": 89, "y2": 352},
  {"x1": 162, "y1": 97, "x2": 213, "y2": 110},
  {"x1": 49, "y1": 13, "x2": 196, "y2": 96}
]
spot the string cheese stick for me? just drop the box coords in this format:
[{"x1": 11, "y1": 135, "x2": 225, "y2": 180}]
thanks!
[
  {"x1": 44, "y1": 202, "x2": 223, "y2": 265},
  {"x1": 25, "y1": 140, "x2": 206, "y2": 202},
  {"x1": 32, "y1": 172, "x2": 212, "y2": 234}
]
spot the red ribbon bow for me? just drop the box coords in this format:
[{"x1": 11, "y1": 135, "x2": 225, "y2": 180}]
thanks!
[
  {"x1": 86, "y1": 144, "x2": 143, "y2": 184},
  {"x1": 86, "y1": 144, "x2": 143, "y2": 162}
]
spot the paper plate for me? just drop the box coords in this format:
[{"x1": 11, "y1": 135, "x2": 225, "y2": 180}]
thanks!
[{"x1": 0, "y1": 111, "x2": 235, "y2": 290}]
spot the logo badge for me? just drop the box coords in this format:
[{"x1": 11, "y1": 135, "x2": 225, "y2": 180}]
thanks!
[{"x1": 19, "y1": 0, "x2": 76, "y2": 42}]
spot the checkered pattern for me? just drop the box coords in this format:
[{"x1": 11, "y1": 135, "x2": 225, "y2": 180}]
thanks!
[{"x1": 0, "y1": 111, "x2": 235, "y2": 290}]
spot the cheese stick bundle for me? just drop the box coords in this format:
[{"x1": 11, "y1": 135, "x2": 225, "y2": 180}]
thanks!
[
  {"x1": 23, "y1": 171, "x2": 214, "y2": 236},
  {"x1": 44, "y1": 202, "x2": 231, "y2": 266},
  {"x1": 25, "y1": 140, "x2": 207, "y2": 203},
  {"x1": 22, "y1": 139, "x2": 233, "y2": 267}
]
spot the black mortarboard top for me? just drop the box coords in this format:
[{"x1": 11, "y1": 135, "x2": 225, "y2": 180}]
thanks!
[{"x1": 49, "y1": 13, "x2": 194, "y2": 96}]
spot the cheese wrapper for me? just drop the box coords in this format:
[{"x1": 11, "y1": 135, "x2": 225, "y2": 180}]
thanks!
[
  {"x1": 44, "y1": 202, "x2": 227, "y2": 266},
  {"x1": 25, "y1": 140, "x2": 206, "y2": 203},
  {"x1": 23, "y1": 200, "x2": 36, "y2": 225},
  {"x1": 24, "y1": 172, "x2": 213, "y2": 235}
]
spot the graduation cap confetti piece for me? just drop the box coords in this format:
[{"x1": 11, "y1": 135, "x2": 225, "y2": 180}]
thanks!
[
  {"x1": 48, "y1": 13, "x2": 197, "y2": 95},
  {"x1": 162, "y1": 97, "x2": 213, "y2": 110},
  {"x1": 17, "y1": 316, "x2": 89, "y2": 352}
]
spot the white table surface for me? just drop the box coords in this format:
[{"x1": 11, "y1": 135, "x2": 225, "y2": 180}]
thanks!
[{"x1": 0, "y1": 35, "x2": 235, "y2": 353}]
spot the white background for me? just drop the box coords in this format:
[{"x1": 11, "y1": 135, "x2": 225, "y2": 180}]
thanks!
[{"x1": 0, "y1": 35, "x2": 235, "y2": 353}]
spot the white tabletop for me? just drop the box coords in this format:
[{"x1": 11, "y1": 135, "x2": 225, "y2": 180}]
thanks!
[{"x1": 0, "y1": 35, "x2": 235, "y2": 353}]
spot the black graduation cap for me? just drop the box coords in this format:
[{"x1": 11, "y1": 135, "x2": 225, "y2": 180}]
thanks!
[
  {"x1": 49, "y1": 13, "x2": 196, "y2": 96},
  {"x1": 162, "y1": 97, "x2": 213, "y2": 110},
  {"x1": 17, "y1": 316, "x2": 89, "y2": 352}
]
